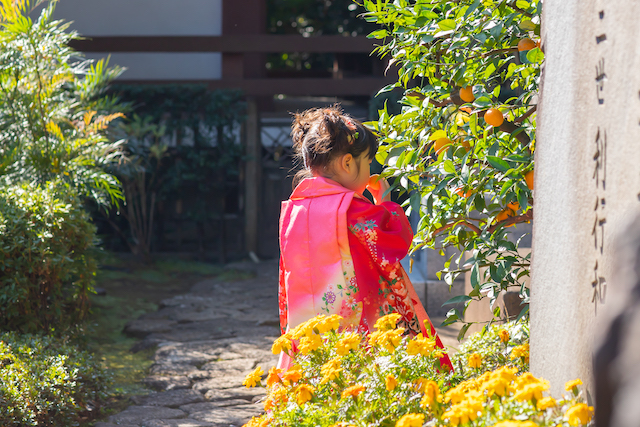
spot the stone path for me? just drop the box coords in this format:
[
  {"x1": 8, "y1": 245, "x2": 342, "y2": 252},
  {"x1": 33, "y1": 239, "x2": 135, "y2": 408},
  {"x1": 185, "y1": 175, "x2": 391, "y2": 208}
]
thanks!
[
  {"x1": 96, "y1": 260, "x2": 281, "y2": 427},
  {"x1": 95, "y1": 259, "x2": 461, "y2": 427}
]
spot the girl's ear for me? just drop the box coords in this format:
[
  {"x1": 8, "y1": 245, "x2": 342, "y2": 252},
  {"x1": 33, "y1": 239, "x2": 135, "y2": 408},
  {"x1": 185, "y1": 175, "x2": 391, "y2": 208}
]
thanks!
[{"x1": 338, "y1": 153, "x2": 354, "y2": 173}]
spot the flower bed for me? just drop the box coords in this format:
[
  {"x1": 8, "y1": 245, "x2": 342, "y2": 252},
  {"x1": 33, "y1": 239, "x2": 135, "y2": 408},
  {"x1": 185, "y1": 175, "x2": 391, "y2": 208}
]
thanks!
[{"x1": 243, "y1": 314, "x2": 592, "y2": 427}]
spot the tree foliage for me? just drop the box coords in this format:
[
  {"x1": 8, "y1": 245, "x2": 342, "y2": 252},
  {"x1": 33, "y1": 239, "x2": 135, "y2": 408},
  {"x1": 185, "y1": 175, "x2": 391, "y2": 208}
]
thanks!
[
  {"x1": 0, "y1": 0, "x2": 124, "y2": 206},
  {"x1": 363, "y1": 0, "x2": 542, "y2": 333}
]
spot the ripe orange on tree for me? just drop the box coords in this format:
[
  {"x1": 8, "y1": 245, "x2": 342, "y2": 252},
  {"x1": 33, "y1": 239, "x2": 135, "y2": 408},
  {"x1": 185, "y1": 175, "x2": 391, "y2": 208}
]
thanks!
[
  {"x1": 459, "y1": 86, "x2": 475, "y2": 103},
  {"x1": 434, "y1": 137, "x2": 453, "y2": 155},
  {"x1": 506, "y1": 201, "x2": 519, "y2": 213},
  {"x1": 524, "y1": 170, "x2": 534, "y2": 190},
  {"x1": 484, "y1": 108, "x2": 504, "y2": 127},
  {"x1": 517, "y1": 38, "x2": 536, "y2": 52},
  {"x1": 455, "y1": 187, "x2": 472, "y2": 198},
  {"x1": 495, "y1": 209, "x2": 511, "y2": 223}
]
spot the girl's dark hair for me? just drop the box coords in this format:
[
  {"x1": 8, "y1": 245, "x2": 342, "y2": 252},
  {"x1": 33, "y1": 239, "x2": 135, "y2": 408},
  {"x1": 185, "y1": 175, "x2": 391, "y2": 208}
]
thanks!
[{"x1": 291, "y1": 105, "x2": 378, "y2": 186}]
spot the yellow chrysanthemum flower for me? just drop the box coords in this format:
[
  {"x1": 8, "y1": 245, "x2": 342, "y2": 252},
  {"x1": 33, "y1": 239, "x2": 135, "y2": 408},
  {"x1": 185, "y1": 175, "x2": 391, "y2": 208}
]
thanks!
[
  {"x1": 442, "y1": 396, "x2": 483, "y2": 426},
  {"x1": 420, "y1": 380, "x2": 441, "y2": 407},
  {"x1": 336, "y1": 332, "x2": 361, "y2": 356},
  {"x1": 406, "y1": 333, "x2": 436, "y2": 356},
  {"x1": 479, "y1": 366, "x2": 517, "y2": 397},
  {"x1": 564, "y1": 378, "x2": 583, "y2": 391},
  {"x1": 341, "y1": 384, "x2": 366, "y2": 399},
  {"x1": 298, "y1": 333, "x2": 323, "y2": 354},
  {"x1": 320, "y1": 358, "x2": 342, "y2": 385},
  {"x1": 282, "y1": 366, "x2": 302, "y2": 383},
  {"x1": 271, "y1": 335, "x2": 292, "y2": 355},
  {"x1": 266, "y1": 366, "x2": 282, "y2": 387},
  {"x1": 510, "y1": 343, "x2": 530, "y2": 363},
  {"x1": 291, "y1": 315, "x2": 327, "y2": 339},
  {"x1": 385, "y1": 374, "x2": 398, "y2": 391},
  {"x1": 498, "y1": 329, "x2": 510, "y2": 343},
  {"x1": 395, "y1": 413, "x2": 424, "y2": 427},
  {"x1": 369, "y1": 328, "x2": 405, "y2": 352},
  {"x1": 565, "y1": 403, "x2": 594, "y2": 426},
  {"x1": 374, "y1": 312, "x2": 402, "y2": 331},
  {"x1": 296, "y1": 384, "x2": 315, "y2": 405},
  {"x1": 537, "y1": 396, "x2": 557, "y2": 410},
  {"x1": 242, "y1": 366, "x2": 264, "y2": 388},
  {"x1": 513, "y1": 380, "x2": 550, "y2": 402},
  {"x1": 468, "y1": 353, "x2": 482, "y2": 369},
  {"x1": 267, "y1": 383, "x2": 288, "y2": 405},
  {"x1": 492, "y1": 421, "x2": 538, "y2": 427},
  {"x1": 317, "y1": 314, "x2": 342, "y2": 334}
]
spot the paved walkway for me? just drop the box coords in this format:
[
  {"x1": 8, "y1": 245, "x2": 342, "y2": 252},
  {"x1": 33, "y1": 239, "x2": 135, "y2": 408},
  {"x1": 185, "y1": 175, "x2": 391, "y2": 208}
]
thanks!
[{"x1": 96, "y1": 259, "x2": 460, "y2": 427}]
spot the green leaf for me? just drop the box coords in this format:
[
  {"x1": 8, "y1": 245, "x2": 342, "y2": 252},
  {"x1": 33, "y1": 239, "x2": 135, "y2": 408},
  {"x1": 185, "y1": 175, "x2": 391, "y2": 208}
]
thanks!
[
  {"x1": 443, "y1": 160, "x2": 456, "y2": 174},
  {"x1": 483, "y1": 63, "x2": 497, "y2": 79},
  {"x1": 437, "y1": 19, "x2": 456, "y2": 31},
  {"x1": 457, "y1": 323, "x2": 471, "y2": 341},
  {"x1": 526, "y1": 47, "x2": 545, "y2": 64},
  {"x1": 443, "y1": 295, "x2": 473, "y2": 306},
  {"x1": 487, "y1": 156, "x2": 511, "y2": 172},
  {"x1": 368, "y1": 29, "x2": 389, "y2": 39},
  {"x1": 429, "y1": 129, "x2": 448, "y2": 140}
]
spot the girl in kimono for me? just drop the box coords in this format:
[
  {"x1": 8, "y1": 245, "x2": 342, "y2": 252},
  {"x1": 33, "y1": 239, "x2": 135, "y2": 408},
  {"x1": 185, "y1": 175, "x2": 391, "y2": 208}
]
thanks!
[{"x1": 278, "y1": 106, "x2": 452, "y2": 371}]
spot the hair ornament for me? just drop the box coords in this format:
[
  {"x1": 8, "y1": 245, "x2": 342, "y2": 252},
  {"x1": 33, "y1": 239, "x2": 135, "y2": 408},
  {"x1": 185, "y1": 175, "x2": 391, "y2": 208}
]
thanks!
[{"x1": 345, "y1": 118, "x2": 357, "y2": 131}]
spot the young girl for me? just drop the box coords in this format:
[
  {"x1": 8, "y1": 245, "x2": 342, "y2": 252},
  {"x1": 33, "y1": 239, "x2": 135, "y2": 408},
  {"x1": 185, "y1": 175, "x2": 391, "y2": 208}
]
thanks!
[{"x1": 278, "y1": 106, "x2": 452, "y2": 370}]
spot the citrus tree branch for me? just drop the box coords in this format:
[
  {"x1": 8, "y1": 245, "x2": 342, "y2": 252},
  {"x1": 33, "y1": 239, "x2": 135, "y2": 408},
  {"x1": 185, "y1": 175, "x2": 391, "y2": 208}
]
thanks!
[
  {"x1": 514, "y1": 105, "x2": 537, "y2": 123},
  {"x1": 488, "y1": 209, "x2": 533, "y2": 233},
  {"x1": 431, "y1": 218, "x2": 482, "y2": 238}
]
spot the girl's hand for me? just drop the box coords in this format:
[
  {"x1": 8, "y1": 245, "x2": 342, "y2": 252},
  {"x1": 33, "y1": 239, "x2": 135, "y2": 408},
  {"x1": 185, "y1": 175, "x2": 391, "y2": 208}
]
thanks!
[{"x1": 367, "y1": 174, "x2": 391, "y2": 204}]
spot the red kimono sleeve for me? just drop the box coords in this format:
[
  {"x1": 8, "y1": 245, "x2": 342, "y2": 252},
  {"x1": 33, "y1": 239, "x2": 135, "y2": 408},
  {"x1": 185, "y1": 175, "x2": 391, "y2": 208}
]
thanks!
[{"x1": 346, "y1": 198, "x2": 413, "y2": 266}]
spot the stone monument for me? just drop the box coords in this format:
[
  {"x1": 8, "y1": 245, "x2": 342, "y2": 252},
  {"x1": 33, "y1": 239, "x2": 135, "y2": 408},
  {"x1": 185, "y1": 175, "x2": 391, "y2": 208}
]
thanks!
[{"x1": 532, "y1": 0, "x2": 640, "y2": 396}]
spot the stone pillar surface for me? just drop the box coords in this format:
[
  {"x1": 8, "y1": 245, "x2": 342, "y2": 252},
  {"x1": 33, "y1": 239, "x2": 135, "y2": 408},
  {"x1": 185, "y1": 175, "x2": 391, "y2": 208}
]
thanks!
[{"x1": 532, "y1": 0, "x2": 640, "y2": 396}]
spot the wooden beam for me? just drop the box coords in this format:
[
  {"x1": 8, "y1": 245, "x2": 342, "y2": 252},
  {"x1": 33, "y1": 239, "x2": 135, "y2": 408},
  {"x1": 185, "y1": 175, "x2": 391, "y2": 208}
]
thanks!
[
  {"x1": 114, "y1": 78, "x2": 394, "y2": 96},
  {"x1": 69, "y1": 35, "x2": 379, "y2": 53}
]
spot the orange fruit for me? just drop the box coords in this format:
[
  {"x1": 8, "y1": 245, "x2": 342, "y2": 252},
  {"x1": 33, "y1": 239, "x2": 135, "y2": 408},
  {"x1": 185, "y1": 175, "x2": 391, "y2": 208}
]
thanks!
[
  {"x1": 459, "y1": 86, "x2": 475, "y2": 103},
  {"x1": 484, "y1": 108, "x2": 504, "y2": 127},
  {"x1": 507, "y1": 201, "x2": 519, "y2": 213},
  {"x1": 434, "y1": 137, "x2": 453, "y2": 155},
  {"x1": 518, "y1": 38, "x2": 536, "y2": 52},
  {"x1": 460, "y1": 106, "x2": 473, "y2": 114},
  {"x1": 460, "y1": 139, "x2": 471, "y2": 152},
  {"x1": 455, "y1": 187, "x2": 472, "y2": 198},
  {"x1": 524, "y1": 170, "x2": 534, "y2": 190},
  {"x1": 495, "y1": 209, "x2": 510, "y2": 222}
]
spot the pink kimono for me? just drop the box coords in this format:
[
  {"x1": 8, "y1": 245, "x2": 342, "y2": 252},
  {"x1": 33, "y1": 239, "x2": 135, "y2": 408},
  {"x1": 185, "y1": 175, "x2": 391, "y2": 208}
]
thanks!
[{"x1": 278, "y1": 176, "x2": 452, "y2": 370}]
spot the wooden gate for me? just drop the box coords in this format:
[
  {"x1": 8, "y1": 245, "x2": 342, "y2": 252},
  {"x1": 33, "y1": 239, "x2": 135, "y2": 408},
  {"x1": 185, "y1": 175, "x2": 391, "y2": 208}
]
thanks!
[{"x1": 257, "y1": 117, "x2": 295, "y2": 259}]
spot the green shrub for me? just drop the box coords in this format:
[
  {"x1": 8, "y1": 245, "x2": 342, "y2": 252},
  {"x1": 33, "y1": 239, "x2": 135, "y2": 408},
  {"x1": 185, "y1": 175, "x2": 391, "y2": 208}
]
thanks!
[
  {"x1": 0, "y1": 0, "x2": 124, "y2": 207},
  {"x1": 0, "y1": 332, "x2": 110, "y2": 426},
  {"x1": 0, "y1": 183, "x2": 98, "y2": 333}
]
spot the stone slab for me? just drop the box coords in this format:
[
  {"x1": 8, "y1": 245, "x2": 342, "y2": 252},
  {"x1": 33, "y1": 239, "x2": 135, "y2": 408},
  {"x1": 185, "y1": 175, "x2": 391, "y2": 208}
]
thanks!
[
  {"x1": 143, "y1": 375, "x2": 192, "y2": 391},
  {"x1": 192, "y1": 375, "x2": 247, "y2": 392},
  {"x1": 532, "y1": 0, "x2": 640, "y2": 395},
  {"x1": 108, "y1": 406, "x2": 186, "y2": 424},
  {"x1": 179, "y1": 400, "x2": 252, "y2": 414},
  {"x1": 150, "y1": 363, "x2": 200, "y2": 376},
  {"x1": 143, "y1": 420, "x2": 214, "y2": 427},
  {"x1": 137, "y1": 389, "x2": 205, "y2": 408},
  {"x1": 204, "y1": 387, "x2": 265, "y2": 402},
  {"x1": 200, "y1": 358, "x2": 256, "y2": 374},
  {"x1": 190, "y1": 404, "x2": 263, "y2": 425}
]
